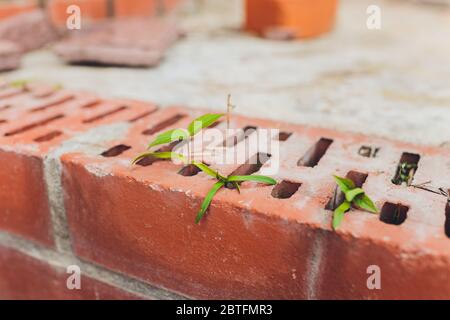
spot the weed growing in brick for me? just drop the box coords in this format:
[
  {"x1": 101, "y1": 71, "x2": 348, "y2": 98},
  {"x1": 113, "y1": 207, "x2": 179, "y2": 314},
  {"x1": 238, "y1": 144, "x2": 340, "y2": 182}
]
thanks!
[
  {"x1": 189, "y1": 162, "x2": 276, "y2": 223},
  {"x1": 132, "y1": 113, "x2": 277, "y2": 224},
  {"x1": 392, "y1": 162, "x2": 417, "y2": 186},
  {"x1": 332, "y1": 175, "x2": 378, "y2": 229},
  {"x1": 150, "y1": 113, "x2": 224, "y2": 149}
]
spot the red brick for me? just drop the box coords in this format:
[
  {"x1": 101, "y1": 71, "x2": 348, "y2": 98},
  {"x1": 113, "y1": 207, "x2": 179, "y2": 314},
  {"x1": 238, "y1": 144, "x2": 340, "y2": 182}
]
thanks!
[
  {"x1": 53, "y1": 18, "x2": 181, "y2": 67},
  {"x1": 60, "y1": 106, "x2": 450, "y2": 299},
  {"x1": 0, "y1": 10, "x2": 57, "y2": 52},
  {"x1": 0, "y1": 40, "x2": 21, "y2": 71},
  {"x1": 1, "y1": 83, "x2": 449, "y2": 299},
  {"x1": 0, "y1": 245, "x2": 140, "y2": 300},
  {"x1": 0, "y1": 82, "x2": 157, "y2": 247}
]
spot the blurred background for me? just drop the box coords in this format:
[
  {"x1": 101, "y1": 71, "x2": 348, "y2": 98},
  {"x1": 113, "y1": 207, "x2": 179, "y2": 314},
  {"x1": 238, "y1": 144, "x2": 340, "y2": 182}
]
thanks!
[{"x1": 0, "y1": 0, "x2": 449, "y2": 147}]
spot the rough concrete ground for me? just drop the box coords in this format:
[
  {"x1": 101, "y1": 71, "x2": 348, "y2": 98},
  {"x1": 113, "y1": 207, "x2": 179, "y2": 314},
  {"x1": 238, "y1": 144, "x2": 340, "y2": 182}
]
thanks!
[{"x1": 2, "y1": 0, "x2": 450, "y2": 147}]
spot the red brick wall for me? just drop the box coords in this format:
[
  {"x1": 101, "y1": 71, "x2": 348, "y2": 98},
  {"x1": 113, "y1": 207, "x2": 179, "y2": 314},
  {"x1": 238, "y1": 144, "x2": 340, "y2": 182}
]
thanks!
[{"x1": 0, "y1": 81, "x2": 449, "y2": 299}]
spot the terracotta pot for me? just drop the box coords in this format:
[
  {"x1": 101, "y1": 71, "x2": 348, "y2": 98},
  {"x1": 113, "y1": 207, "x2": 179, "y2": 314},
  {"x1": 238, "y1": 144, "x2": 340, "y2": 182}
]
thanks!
[
  {"x1": 0, "y1": 0, "x2": 37, "y2": 20},
  {"x1": 245, "y1": 0, "x2": 339, "y2": 39}
]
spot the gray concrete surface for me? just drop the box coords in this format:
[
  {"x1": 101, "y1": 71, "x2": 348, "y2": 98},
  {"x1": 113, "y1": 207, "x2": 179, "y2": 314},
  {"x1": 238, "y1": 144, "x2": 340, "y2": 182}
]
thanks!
[{"x1": 2, "y1": 0, "x2": 450, "y2": 147}]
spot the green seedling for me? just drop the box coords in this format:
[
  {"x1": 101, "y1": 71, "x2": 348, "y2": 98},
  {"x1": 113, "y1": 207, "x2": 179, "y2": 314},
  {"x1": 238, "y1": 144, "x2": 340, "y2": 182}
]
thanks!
[
  {"x1": 190, "y1": 161, "x2": 276, "y2": 223},
  {"x1": 133, "y1": 113, "x2": 224, "y2": 163},
  {"x1": 392, "y1": 162, "x2": 417, "y2": 186},
  {"x1": 132, "y1": 112, "x2": 276, "y2": 224},
  {"x1": 132, "y1": 151, "x2": 276, "y2": 224},
  {"x1": 9, "y1": 79, "x2": 30, "y2": 88},
  {"x1": 152, "y1": 113, "x2": 224, "y2": 148},
  {"x1": 332, "y1": 175, "x2": 378, "y2": 230},
  {"x1": 9, "y1": 79, "x2": 63, "y2": 91}
]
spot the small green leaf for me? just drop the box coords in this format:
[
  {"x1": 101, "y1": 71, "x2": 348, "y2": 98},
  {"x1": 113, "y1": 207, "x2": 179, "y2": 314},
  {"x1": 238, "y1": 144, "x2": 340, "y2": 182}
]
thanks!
[
  {"x1": 10, "y1": 79, "x2": 29, "y2": 88},
  {"x1": 333, "y1": 200, "x2": 351, "y2": 230},
  {"x1": 333, "y1": 175, "x2": 355, "y2": 193},
  {"x1": 196, "y1": 181, "x2": 225, "y2": 224},
  {"x1": 354, "y1": 194, "x2": 378, "y2": 213},
  {"x1": 191, "y1": 161, "x2": 226, "y2": 180},
  {"x1": 227, "y1": 175, "x2": 277, "y2": 185},
  {"x1": 187, "y1": 114, "x2": 224, "y2": 136},
  {"x1": 345, "y1": 187, "x2": 365, "y2": 202},
  {"x1": 148, "y1": 129, "x2": 188, "y2": 149},
  {"x1": 132, "y1": 152, "x2": 153, "y2": 165},
  {"x1": 132, "y1": 151, "x2": 186, "y2": 165},
  {"x1": 233, "y1": 182, "x2": 241, "y2": 194}
]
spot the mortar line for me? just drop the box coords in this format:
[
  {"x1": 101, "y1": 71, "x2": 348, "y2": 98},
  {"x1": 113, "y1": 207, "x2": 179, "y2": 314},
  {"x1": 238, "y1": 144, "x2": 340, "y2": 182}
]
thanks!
[
  {"x1": 304, "y1": 224, "x2": 328, "y2": 300},
  {"x1": 0, "y1": 231, "x2": 188, "y2": 300}
]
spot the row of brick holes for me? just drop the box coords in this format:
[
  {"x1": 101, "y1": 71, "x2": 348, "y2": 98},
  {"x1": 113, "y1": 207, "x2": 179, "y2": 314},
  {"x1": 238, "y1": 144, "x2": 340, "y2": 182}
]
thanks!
[
  {"x1": 98, "y1": 115, "x2": 450, "y2": 237},
  {"x1": 1, "y1": 96, "x2": 156, "y2": 140},
  {"x1": 0, "y1": 87, "x2": 156, "y2": 139}
]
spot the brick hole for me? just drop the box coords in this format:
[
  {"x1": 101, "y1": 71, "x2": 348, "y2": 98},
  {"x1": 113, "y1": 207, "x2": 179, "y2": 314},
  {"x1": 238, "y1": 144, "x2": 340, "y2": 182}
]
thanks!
[
  {"x1": 222, "y1": 126, "x2": 257, "y2": 147},
  {"x1": 278, "y1": 131, "x2": 292, "y2": 142},
  {"x1": 32, "y1": 91, "x2": 55, "y2": 99},
  {"x1": 445, "y1": 190, "x2": 450, "y2": 238},
  {"x1": 34, "y1": 130, "x2": 63, "y2": 143},
  {"x1": 81, "y1": 100, "x2": 102, "y2": 109},
  {"x1": 129, "y1": 109, "x2": 158, "y2": 123},
  {"x1": 136, "y1": 141, "x2": 180, "y2": 166},
  {"x1": 392, "y1": 152, "x2": 421, "y2": 186},
  {"x1": 142, "y1": 114, "x2": 187, "y2": 135},
  {"x1": 206, "y1": 121, "x2": 223, "y2": 129},
  {"x1": 358, "y1": 145, "x2": 380, "y2": 158},
  {"x1": 379, "y1": 202, "x2": 409, "y2": 225},
  {"x1": 30, "y1": 95, "x2": 75, "y2": 112},
  {"x1": 178, "y1": 164, "x2": 203, "y2": 176},
  {"x1": 0, "y1": 88, "x2": 25, "y2": 99},
  {"x1": 4, "y1": 114, "x2": 65, "y2": 137},
  {"x1": 0, "y1": 105, "x2": 11, "y2": 112},
  {"x1": 298, "y1": 138, "x2": 333, "y2": 167},
  {"x1": 83, "y1": 105, "x2": 128, "y2": 124},
  {"x1": 226, "y1": 152, "x2": 271, "y2": 189},
  {"x1": 347, "y1": 171, "x2": 368, "y2": 187},
  {"x1": 325, "y1": 171, "x2": 368, "y2": 211},
  {"x1": 101, "y1": 144, "x2": 132, "y2": 157},
  {"x1": 271, "y1": 180, "x2": 301, "y2": 199}
]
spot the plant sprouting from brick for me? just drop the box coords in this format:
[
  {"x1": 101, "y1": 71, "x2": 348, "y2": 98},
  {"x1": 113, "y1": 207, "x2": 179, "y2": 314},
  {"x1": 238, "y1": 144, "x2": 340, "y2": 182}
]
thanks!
[
  {"x1": 10, "y1": 79, "x2": 30, "y2": 88},
  {"x1": 191, "y1": 162, "x2": 276, "y2": 223},
  {"x1": 9, "y1": 79, "x2": 63, "y2": 91},
  {"x1": 392, "y1": 162, "x2": 417, "y2": 186},
  {"x1": 132, "y1": 112, "x2": 277, "y2": 224},
  {"x1": 332, "y1": 175, "x2": 378, "y2": 230},
  {"x1": 136, "y1": 113, "x2": 224, "y2": 155},
  {"x1": 133, "y1": 112, "x2": 224, "y2": 166}
]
